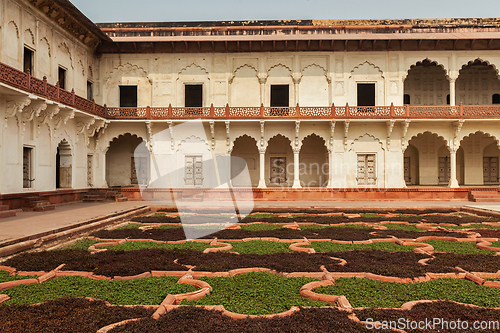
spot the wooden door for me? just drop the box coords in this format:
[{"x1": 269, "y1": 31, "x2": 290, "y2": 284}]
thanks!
[
  {"x1": 483, "y1": 157, "x2": 499, "y2": 183},
  {"x1": 357, "y1": 154, "x2": 376, "y2": 185},
  {"x1": 404, "y1": 156, "x2": 411, "y2": 184},
  {"x1": 23, "y1": 148, "x2": 31, "y2": 188},
  {"x1": 185, "y1": 156, "x2": 203, "y2": 186},
  {"x1": 438, "y1": 156, "x2": 450, "y2": 183},
  {"x1": 270, "y1": 157, "x2": 286, "y2": 184},
  {"x1": 87, "y1": 155, "x2": 93, "y2": 187}
]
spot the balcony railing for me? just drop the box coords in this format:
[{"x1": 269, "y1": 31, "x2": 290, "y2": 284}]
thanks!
[
  {"x1": 2, "y1": 61, "x2": 500, "y2": 121},
  {"x1": 105, "y1": 104, "x2": 500, "y2": 120}
]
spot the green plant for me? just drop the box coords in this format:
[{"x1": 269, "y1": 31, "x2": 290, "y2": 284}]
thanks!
[
  {"x1": 0, "y1": 271, "x2": 36, "y2": 283},
  {"x1": 104, "y1": 241, "x2": 211, "y2": 252},
  {"x1": 317, "y1": 278, "x2": 500, "y2": 308},
  {"x1": 181, "y1": 272, "x2": 329, "y2": 315},
  {"x1": 246, "y1": 214, "x2": 279, "y2": 219},
  {"x1": 304, "y1": 242, "x2": 416, "y2": 253},
  {"x1": 3, "y1": 276, "x2": 196, "y2": 305},
  {"x1": 423, "y1": 240, "x2": 497, "y2": 255},
  {"x1": 59, "y1": 238, "x2": 100, "y2": 251},
  {"x1": 239, "y1": 224, "x2": 283, "y2": 231}
]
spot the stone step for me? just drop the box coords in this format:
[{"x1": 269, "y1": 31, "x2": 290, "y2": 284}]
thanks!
[
  {"x1": 473, "y1": 198, "x2": 500, "y2": 202},
  {"x1": 33, "y1": 205, "x2": 55, "y2": 212},
  {"x1": 115, "y1": 197, "x2": 128, "y2": 202},
  {"x1": 23, "y1": 200, "x2": 52, "y2": 208},
  {"x1": 82, "y1": 198, "x2": 106, "y2": 202},
  {"x1": 0, "y1": 210, "x2": 16, "y2": 218},
  {"x1": 0, "y1": 205, "x2": 9, "y2": 212}
]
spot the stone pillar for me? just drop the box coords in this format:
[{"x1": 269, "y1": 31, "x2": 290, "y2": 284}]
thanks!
[
  {"x1": 258, "y1": 150, "x2": 266, "y2": 188},
  {"x1": 327, "y1": 149, "x2": 333, "y2": 188},
  {"x1": 448, "y1": 149, "x2": 459, "y2": 188},
  {"x1": 449, "y1": 78, "x2": 456, "y2": 107},
  {"x1": 292, "y1": 148, "x2": 301, "y2": 189},
  {"x1": 258, "y1": 73, "x2": 268, "y2": 106},
  {"x1": 292, "y1": 73, "x2": 302, "y2": 106}
]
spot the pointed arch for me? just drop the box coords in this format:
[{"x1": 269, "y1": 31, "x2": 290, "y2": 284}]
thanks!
[
  {"x1": 233, "y1": 64, "x2": 258, "y2": 76},
  {"x1": 350, "y1": 133, "x2": 385, "y2": 151},
  {"x1": 177, "y1": 135, "x2": 210, "y2": 152},
  {"x1": 267, "y1": 133, "x2": 293, "y2": 145},
  {"x1": 24, "y1": 28, "x2": 34, "y2": 45},
  {"x1": 459, "y1": 130, "x2": 500, "y2": 148},
  {"x1": 459, "y1": 58, "x2": 500, "y2": 78},
  {"x1": 106, "y1": 133, "x2": 146, "y2": 152},
  {"x1": 57, "y1": 42, "x2": 73, "y2": 68},
  {"x1": 267, "y1": 63, "x2": 293, "y2": 74},
  {"x1": 39, "y1": 37, "x2": 51, "y2": 57},
  {"x1": 106, "y1": 63, "x2": 150, "y2": 83}
]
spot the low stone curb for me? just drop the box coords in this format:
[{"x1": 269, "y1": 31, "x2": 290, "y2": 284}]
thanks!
[{"x1": 0, "y1": 206, "x2": 150, "y2": 258}]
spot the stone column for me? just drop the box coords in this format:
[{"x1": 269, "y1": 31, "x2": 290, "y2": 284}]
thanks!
[
  {"x1": 448, "y1": 149, "x2": 459, "y2": 188},
  {"x1": 258, "y1": 150, "x2": 266, "y2": 188},
  {"x1": 292, "y1": 73, "x2": 302, "y2": 106},
  {"x1": 258, "y1": 73, "x2": 268, "y2": 106},
  {"x1": 292, "y1": 148, "x2": 302, "y2": 189},
  {"x1": 327, "y1": 149, "x2": 333, "y2": 188},
  {"x1": 449, "y1": 78, "x2": 456, "y2": 107}
]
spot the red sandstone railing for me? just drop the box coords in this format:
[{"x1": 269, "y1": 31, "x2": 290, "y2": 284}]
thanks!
[
  {"x1": 105, "y1": 103, "x2": 500, "y2": 120},
  {"x1": 0, "y1": 62, "x2": 106, "y2": 118},
  {"x1": 2, "y1": 61, "x2": 500, "y2": 121}
]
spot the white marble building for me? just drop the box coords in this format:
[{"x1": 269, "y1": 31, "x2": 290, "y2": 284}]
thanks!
[{"x1": 1, "y1": 0, "x2": 500, "y2": 197}]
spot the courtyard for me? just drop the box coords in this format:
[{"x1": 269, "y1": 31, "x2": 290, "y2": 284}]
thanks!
[{"x1": 1, "y1": 203, "x2": 500, "y2": 332}]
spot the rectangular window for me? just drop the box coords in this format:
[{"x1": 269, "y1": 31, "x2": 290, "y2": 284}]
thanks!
[
  {"x1": 185, "y1": 84, "x2": 203, "y2": 107},
  {"x1": 270, "y1": 85, "x2": 289, "y2": 107},
  {"x1": 23, "y1": 47, "x2": 34, "y2": 74},
  {"x1": 87, "y1": 81, "x2": 93, "y2": 101},
  {"x1": 23, "y1": 147, "x2": 33, "y2": 189},
  {"x1": 357, "y1": 83, "x2": 376, "y2": 106},
  {"x1": 184, "y1": 156, "x2": 203, "y2": 186},
  {"x1": 357, "y1": 154, "x2": 376, "y2": 185},
  {"x1": 58, "y1": 66, "x2": 67, "y2": 90},
  {"x1": 119, "y1": 86, "x2": 138, "y2": 107}
]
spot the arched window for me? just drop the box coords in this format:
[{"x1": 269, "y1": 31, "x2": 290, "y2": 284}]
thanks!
[
  {"x1": 403, "y1": 94, "x2": 411, "y2": 105},
  {"x1": 493, "y1": 94, "x2": 500, "y2": 104}
]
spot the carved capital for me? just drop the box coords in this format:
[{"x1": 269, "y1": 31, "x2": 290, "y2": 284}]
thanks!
[
  {"x1": 292, "y1": 73, "x2": 303, "y2": 85},
  {"x1": 257, "y1": 73, "x2": 268, "y2": 85}
]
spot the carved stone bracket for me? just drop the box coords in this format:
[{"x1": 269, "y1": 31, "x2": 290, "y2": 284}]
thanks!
[
  {"x1": 5, "y1": 97, "x2": 31, "y2": 128},
  {"x1": 386, "y1": 120, "x2": 396, "y2": 151},
  {"x1": 21, "y1": 101, "x2": 47, "y2": 133},
  {"x1": 87, "y1": 119, "x2": 106, "y2": 148},
  {"x1": 53, "y1": 110, "x2": 75, "y2": 131},
  {"x1": 96, "y1": 121, "x2": 110, "y2": 151},
  {"x1": 401, "y1": 120, "x2": 411, "y2": 152},
  {"x1": 76, "y1": 117, "x2": 96, "y2": 145},
  {"x1": 37, "y1": 104, "x2": 60, "y2": 138},
  {"x1": 209, "y1": 121, "x2": 215, "y2": 150},
  {"x1": 451, "y1": 119, "x2": 465, "y2": 151},
  {"x1": 344, "y1": 121, "x2": 350, "y2": 151}
]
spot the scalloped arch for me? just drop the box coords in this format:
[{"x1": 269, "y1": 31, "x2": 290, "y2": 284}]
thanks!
[
  {"x1": 458, "y1": 58, "x2": 500, "y2": 79},
  {"x1": 57, "y1": 42, "x2": 73, "y2": 68},
  {"x1": 178, "y1": 63, "x2": 209, "y2": 75},
  {"x1": 350, "y1": 133, "x2": 384, "y2": 151},
  {"x1": 267, "y1": 63, "x2": 293, "y2": 74},
  {"x1": 106, "y1": 63, "x2": 150, "y2": 84},
  {"x1": 459, "y1": 130, "x2": 500, "y2": 147},
  {"x1": 350, "y1": 61, "x2": 384, "y2": 78},
  {"x1": 177, "y1": 135, "x2": 210, "y2": 152},
  {"x1": 233, "y1": 64, "x2": 258, "y2": 76},
  {"x1": 24, "y1": 28, "x2": 34, "y2": 45},
  {"x1": 8, "y1": 21, "x2": 19, "y2": 38},
  {"x1": 404, "y1": 58, "x2": 448, "y2": 81},
  {"x1": 53, "y1": 131, "x2": 74, "y2": 152},
  {"x1": 301, "y1": 63, "x2": 327, "y2": 74},
  {"x1": 232, "y1": 134, "x2": 259, "y2": 145},
  {"x1": 408, "y1": 131, "x2": 449, "y2": 146},
  {"x1": 106, "y1": 133, "x2": 146, "y2": 152},
  {"x1": 300, "y1": 133, "x2": 327, "y2": 146},
  {"x1": 39, "y1": 37, "x2": 51, "y2": 57},
  {"x1": 267, "y1": 133, "x2": 293, "y2": 145}
]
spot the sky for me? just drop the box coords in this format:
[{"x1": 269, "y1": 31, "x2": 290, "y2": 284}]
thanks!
[{"x1": 71, "y1": 0, "x2": 500, "y2": 23}]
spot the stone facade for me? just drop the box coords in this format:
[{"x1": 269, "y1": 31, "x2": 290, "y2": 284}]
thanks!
[{"x1": 1, "y1": 0, "x2": 500, "y2": 195}]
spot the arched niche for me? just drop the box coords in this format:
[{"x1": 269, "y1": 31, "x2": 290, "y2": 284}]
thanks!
[
  {"x1": 230, "y1": 65, "x2": 259, "y2": 107},
  {"x1": 104, "y1": 63, "x2": 151, "y2": 107},
  {"x1": 404, "y1": 59, "x2": 449, "y2": 106},
  {"x1": 299, "y1": 65, "x2": 329, "y2": 106},
  {"x1": 456, "y1": 59, "x2": 500, "y2": 105},
  {"x1": 106, "y1": 133, "x2": 148, "y2": 187},
  {"x1": 231, "y1": 135, "x2": 259, "y2": 186}
]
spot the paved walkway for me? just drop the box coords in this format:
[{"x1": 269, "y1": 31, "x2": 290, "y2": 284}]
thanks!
[
  {"x1": 0, "y1": 199, "x2": 498, "y2": 248},
  {"x1": 0, "y1": 201, "x2": 145, "y2": 244}
]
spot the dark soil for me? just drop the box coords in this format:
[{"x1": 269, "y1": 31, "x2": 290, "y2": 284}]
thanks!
[
  {"x1": 325, "y1": 250, "x2": 458, "y2": 278},
  {"x1": 430, "y1": 253, "x2": 500, "y2": 273},
  {"x1": 91, "y1": 227, "x2": 467, "y2": 242},
  {"x1": 109, "y1": 306, "x2": 393, "y2": 333},
  {"x1": 157, "y1": 208, "x2": 459, "y2": 215},
  {"x1": 0, "y1": 297, "x2": 153, "y2": 333},
  {"x1": 3, "y1": 249, "x2": 190, "y2": 277},
  {"x1": 132, "y1": 213, "x2": 496, "y2": 225},
  {"x1": 468, "y1": 229, "x2": 500, "y2": 238},
  {"x1": 356, "y1": 301, "x2": 500, "y2": 333}
]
